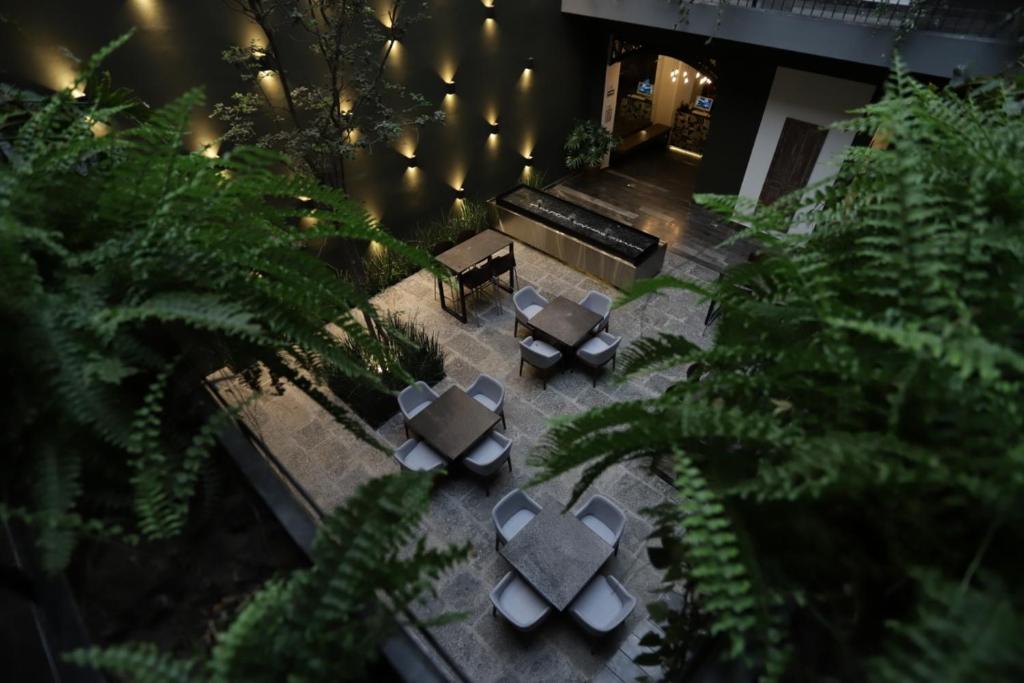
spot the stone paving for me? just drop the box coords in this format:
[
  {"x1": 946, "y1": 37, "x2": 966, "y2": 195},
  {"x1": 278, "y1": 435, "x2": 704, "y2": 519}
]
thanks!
[{"x1": 212, "y1": 241, "x2": 719, "y2": 682}]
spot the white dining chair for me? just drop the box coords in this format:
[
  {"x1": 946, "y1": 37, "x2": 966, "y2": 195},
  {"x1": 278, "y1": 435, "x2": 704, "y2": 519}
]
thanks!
[
  {"x1": 393, "y1": 438, "x2": 445, "y2": 473},
  {"x1": 568, "y1": 575, "x2": 636, "y2": 640},
  {"x1": 490, "y1": 571, "x2": 552, "y2": 632},
  {"x1": 467, "y1": 373, "x2": 506, "y2": 429},
  {"x1": 513, "y1": 286, "x2": 549, "y2": 336},
  {"x1": 519, "y1": 336, "x2": 562, "y2": 389},
  {"x1": 491, "y1": 488, "x2": 542, "y2": 550},
  {"x1": 575, "y1": 332, "x2": 622, "y2": 387},
  {"x1": 574, "y1": 494, "x2": 626, "y2": 555},
  {"x1": 578, "y1": 290, "x2": 612, "y2": 333},
  {"x1": 397, "y1": 381, "x2": 440, "y2": 437},
  {"x1": 463, "y1": 431, "x2": 512, "y2": 496}
]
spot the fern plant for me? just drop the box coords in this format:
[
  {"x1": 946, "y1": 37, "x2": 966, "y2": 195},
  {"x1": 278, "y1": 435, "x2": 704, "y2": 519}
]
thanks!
[
  {"x1": 563, "y1": 119, "x2": 619, "y2": 170},
  {"x1": 533, "y1": 62, "x2": 1024, "y2": 680},
  {"x1": 67, "y1": 472, "x2": 469, "y2": 682},
  {"x1": 0, "y1": 34, "x2": 440, "y2": 572}
]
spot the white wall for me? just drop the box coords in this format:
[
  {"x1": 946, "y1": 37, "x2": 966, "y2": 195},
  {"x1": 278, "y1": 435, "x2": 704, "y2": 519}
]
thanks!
[
  {"x1": 738, "y1": 67, "x2": 876, "y2": 206},
  {"x1": 651, "y1": 56, "x2": 700, "y2": 127},
  {"x1": 600, "y1": 61, "x2": 621, "y2": 168}
]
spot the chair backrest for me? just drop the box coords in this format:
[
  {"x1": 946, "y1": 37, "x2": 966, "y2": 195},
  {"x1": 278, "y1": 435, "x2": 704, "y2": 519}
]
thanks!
[
  {"x1": 579, "y1": 290, "x2": 612, "y2": 317},
  {"x1": 397, "y1": 382, "x2": 437, "y2": 416},
  {"x1": 459, "y1": 264, "x2": 491, "y2": 289},
  {"x1": 513, "y1": 286, "x2": 547, "y2": 313},
  {"x1": 598, "y1": 332, "x2": 622, "y2": 353},
  {"x1": 489, "y1": 252, "x2": 516, "y2": 277},
  {"x1": 492, "y1": 488, "x2": 542, "y2": 528},
  {"x1": 606, "y1": 575, "x2": 637, "y2": 616},
  {"x1": 393, "y1": 438, "x2": 419, "y2": 466},
  {"x1": 580, "y1": 494, "x2": 626, "y2": 536},
  {"x1": 469, "y1": 373, "x2": 504, "y2": 405},
  {"x1": 520, "y1": 337, "x2": 560, "y2": 366}
]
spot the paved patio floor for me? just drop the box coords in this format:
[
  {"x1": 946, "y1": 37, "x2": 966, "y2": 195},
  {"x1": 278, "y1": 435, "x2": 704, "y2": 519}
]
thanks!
[{"x1": 213, "y1": 241, "x2": 718, "y2": 682}]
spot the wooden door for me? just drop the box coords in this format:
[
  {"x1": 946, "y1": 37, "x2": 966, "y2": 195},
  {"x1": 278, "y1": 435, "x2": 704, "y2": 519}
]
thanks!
[{"x1": 759, "y1": 118, "x2": 827, "y2": 205}]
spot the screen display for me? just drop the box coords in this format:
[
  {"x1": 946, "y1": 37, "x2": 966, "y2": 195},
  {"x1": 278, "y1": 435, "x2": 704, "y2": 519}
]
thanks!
[
  {"x1": 636, "y1": 79, "x2": 653, "y2": 96},
  {"x1": 695, "y1": 96, "x2": 714, "y2": 111}
]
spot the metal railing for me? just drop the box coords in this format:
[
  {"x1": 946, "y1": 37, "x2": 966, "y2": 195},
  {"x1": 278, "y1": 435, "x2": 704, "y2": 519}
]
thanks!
[{"x1": 691, "y1": 1, "x2": 1018, "y2": 38}]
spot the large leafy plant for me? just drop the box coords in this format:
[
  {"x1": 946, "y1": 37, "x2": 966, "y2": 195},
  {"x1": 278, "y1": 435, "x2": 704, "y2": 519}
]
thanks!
[
  {"x1": 0, "y1": 35, "x2": 437, "y2": 572},
  {"x1": 563, "y1": 119, "x2": 619, "y2": 170},
  {"x1": 534, "y1": 64, "x2": 1024, "y2": 680}
]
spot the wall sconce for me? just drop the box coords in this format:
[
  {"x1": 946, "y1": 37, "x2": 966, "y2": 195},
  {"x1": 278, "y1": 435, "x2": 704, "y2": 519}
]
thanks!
[
  {"x1": 445, "y1": 80, "x2": 456, "y2": 95},
  {"x1": 485, "y1": 5, "x2": 496, "y2": 20},
  {"x1": 406, "y1": 155, "x2": 418, "y2": 168},
  {"x1": 525, "y1": 57, "x2": 535, "y2": 71},
  {"x1": 489, "y1": 121, "x2": 500, "y2": 135},
  {"x1": 524, "y1": 155, "x2": 534, "y2": 167},
  {"x1": 455, "y1": 186, "x2": 466, "y2": 199}
]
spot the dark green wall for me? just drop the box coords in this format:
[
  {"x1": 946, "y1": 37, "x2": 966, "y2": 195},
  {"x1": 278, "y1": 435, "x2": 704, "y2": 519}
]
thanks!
[{"x1": 0, "y1": 1, "x2": 605, "y2": 244}]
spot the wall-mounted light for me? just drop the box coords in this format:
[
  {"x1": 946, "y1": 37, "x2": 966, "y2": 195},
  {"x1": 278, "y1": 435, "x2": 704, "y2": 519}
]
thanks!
[
  {"x1": 444, "y1": 80, "x2": 456, "y2": 95},
  {"x1": 523, "y1": 155, "x2": 534, "y2": 167},
  {"x1": 489, "y1": 121, "x2": 500, "y2": 136},
  {"x1": 525, "y1": 57, "x2": 535, "y2": 71},
  {"x1": 455, "y1": 186, "x2": 466, "y2": 199},
  {"x1": 406, "y1": 155, "x2": 418, "y2": 168},
  {"x1": 485, "y1": 4, "x2": 496, "y2": 20}
]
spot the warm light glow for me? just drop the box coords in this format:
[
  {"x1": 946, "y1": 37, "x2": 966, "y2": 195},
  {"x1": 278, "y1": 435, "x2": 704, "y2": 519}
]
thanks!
[
  {"x1": 191, "y1": 114, "x2": 221, "y2": 158},
  {"x1": 518, "y1": 69, "x2": 532, "y2": 90},
  {"x1": 369, "y1": 240, "x2": 386, "y2": 255},
  {"x1": 297, "y1": 196, "x2": 312, "y2": 202},
  {"x1": 669, "y1": 145, "x2": 703, "y2": 160},
  {"x1": 384, "y1": 40, "x2": 403, "y2": 69},
  {"x1": 84, "y1": 116, "x2": 110, "y2": 138},
  {"x1": 129, "y1": 0, "x2": 166, "y2": 28},
  {"x1": 31, "y1": 43, "x2": 82, "y2": 96},
  {"x1": 299, "y1": 215, "x2": 319, "y2": 230},
  {"x1": 257, "y1": 70, "x2": 285, "y2": 105}
]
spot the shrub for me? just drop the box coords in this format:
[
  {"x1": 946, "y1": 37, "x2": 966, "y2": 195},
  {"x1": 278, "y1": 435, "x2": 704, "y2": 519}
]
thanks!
[
  {"x1": 361, "y1": 246, "x2": 418, "y2": 296},
  {"x1": 414, "y1": 199, "x2": 496, "y2": 253},
  {"x1": 327, "y1": 313, "x2": 445, "y2": 427},
  {"x1": 564, "y1": 119, "x2": 618, "y2": 170}
]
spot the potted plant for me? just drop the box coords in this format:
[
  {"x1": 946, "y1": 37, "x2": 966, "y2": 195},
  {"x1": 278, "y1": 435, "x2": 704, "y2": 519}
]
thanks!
[{"x1": 563, "y1": 119, "x2": 619, "y2": 171}]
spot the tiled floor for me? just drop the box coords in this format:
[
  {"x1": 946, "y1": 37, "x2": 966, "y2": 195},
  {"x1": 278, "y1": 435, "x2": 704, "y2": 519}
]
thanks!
[{"x1": 211, "y1": 242, "x2": 719, "y2": 682}]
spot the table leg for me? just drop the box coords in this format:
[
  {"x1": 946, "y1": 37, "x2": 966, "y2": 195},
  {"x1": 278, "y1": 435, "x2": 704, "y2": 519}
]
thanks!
[{"x1": 458, "y1": 275, "x2": 468, "y2": 323}]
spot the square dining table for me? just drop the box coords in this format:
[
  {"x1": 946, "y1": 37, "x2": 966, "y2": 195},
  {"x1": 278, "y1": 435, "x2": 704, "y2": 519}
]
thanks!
[
  {"x1": 407, "y1": 386, "x2": 500, "y2": 461},
  {"x1": 499, "y1": 505, "x2": 613, "y2": 611},
  {"x1": 528, "y1": 296, "x2": 603, "y2": 349}
]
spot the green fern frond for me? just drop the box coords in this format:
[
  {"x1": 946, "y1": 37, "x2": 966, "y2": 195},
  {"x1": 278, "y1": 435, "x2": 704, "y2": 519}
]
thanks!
[{"x1": 65, "y1": 643, "x2": 194, "y2": 683}]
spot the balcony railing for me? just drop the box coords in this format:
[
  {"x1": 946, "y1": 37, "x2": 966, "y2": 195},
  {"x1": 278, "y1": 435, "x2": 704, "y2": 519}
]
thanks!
[{"x1": 688, "y1": 1, "x2": 1018, "y2": 39}]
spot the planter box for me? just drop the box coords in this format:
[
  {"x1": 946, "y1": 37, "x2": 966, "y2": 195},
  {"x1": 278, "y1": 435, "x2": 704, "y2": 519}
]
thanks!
[{"x1": 494, "y1": 185, "x2": 666, "y2": 290}]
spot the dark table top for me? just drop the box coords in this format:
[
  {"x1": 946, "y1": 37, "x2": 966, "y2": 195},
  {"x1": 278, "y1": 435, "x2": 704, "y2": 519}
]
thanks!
[
  {"x1": 500, "y1": 505, "x2": 613, "y2": 611},
  {"x1": 435, "y1": 229, "x2": 513, "y2": 274},
  {"x1": 529, "y1": 296, "x2": 603, "y2": 349},
  {"x1": 407, "y1": 387, "x2": 500, "y2": 461}
]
